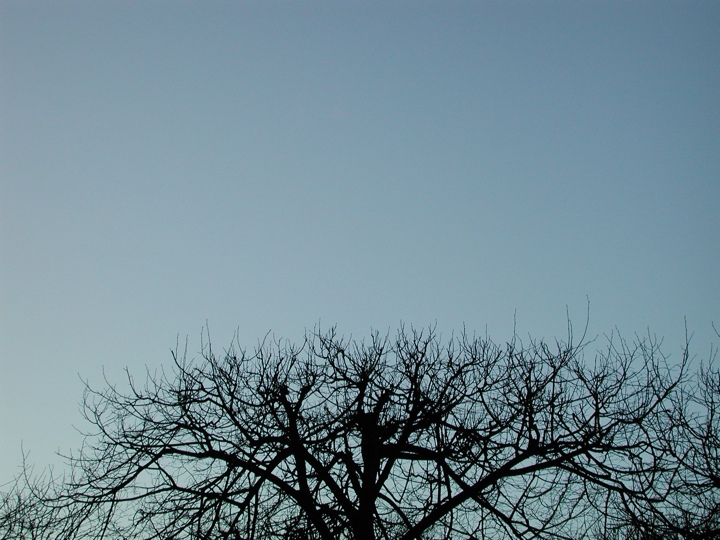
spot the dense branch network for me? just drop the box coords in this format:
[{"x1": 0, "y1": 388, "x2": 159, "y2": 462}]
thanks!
[{"x1": 4, "y1": 325, "x2": 716, "y2": 539}]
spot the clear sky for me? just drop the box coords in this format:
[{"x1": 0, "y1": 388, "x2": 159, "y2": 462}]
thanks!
[{"x1": 1, "y1": 1, "x2": 718, "y2": 485}]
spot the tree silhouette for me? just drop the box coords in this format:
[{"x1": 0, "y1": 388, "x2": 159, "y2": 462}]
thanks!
[
  {"x1": 610, "y1": 336, "x2": 720, "y2": 540},
  {"x1": 0, "y1": 325, "x2": 700, "y2": 539}
]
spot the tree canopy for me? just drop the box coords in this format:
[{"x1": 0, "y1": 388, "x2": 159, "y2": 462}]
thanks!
[{"x1": 2, "y1": 325, "x2": 718, "y2": 540}]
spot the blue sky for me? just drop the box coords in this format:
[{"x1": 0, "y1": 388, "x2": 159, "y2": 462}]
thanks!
[{"x1": 1, "y1": 1, "x2": 718, "y2": 485}]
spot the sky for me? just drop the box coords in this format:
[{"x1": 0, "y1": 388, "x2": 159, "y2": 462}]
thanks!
[{"x1": 1, "y1": 1, "x2": 718, "y2": 486}]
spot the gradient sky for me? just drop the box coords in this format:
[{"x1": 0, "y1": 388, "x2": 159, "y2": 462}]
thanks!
[{"x1": 1, "y1": 1, "x2": 718, "y2": 485}]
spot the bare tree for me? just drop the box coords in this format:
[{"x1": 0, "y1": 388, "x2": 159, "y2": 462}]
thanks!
[
  {"x1": 0, "y1": 465, "x2": 77, "y2": 540},
  {"x1": 0, "y1": 478, "x2": 50, "y2": 540},
  {"x1": 611, "y1": 329, "x2": 720, "y2": 540},
  {"x1": 2, "y1": 325, "x2": 692, "y2": 539}
]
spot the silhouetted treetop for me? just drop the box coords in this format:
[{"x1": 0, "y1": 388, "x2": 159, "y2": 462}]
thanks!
[{"x1": 4, "y1": 324, "x2": 716, "y2": 539}]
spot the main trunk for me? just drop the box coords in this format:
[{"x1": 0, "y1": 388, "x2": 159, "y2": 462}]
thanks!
[{"x1": 353, "y1": 411, "x2": 380, "y2": 540}]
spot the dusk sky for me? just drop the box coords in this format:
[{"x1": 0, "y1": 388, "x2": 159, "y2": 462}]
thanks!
[{"x1": 1, "y1": 2, "x2": 718, "y2": 485}]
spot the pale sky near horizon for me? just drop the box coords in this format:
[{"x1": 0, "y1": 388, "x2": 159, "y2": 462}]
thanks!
[{"x1": 1, "y1": 1, "x2": 718, "y2": 486}]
